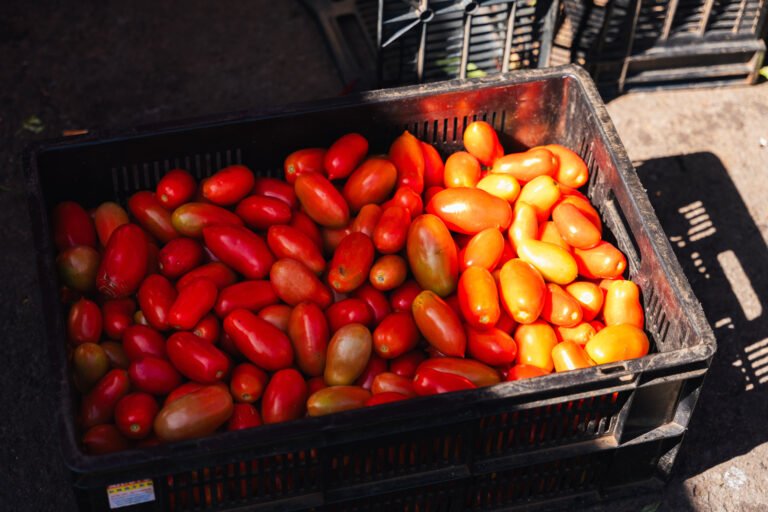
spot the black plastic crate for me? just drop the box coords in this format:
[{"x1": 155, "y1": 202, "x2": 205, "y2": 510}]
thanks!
[
  {"x1": 300, "y1": 0, "x2": 561, "y2": 90},
  {"x1": 556, "y1": 0, "x2": 767, "y2": 94},
  {"x1": 25, "y1": 65, "x2": 715, "y2": 511}
]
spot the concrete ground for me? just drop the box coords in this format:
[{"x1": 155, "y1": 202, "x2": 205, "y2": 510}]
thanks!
[{"x1": 1, "y1": 1, "x2": 767, "y2": 510}]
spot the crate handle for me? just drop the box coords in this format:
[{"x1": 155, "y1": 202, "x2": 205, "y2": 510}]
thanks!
[{"x1": 598, "y1": 363, "x2": 634, "y2": 382}]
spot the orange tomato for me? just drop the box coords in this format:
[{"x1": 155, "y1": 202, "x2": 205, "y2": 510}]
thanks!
[
  {"x1": 517, "y1": 175, "x2": 561, "y2": 222},
  {"x1": 411, "y1": 290, "x2": 466, "y2": 357},
  {"x1": 371, "y1": 372, "x2": 416, "y2": 396},
  {"x1": 459, "y1": 228, "x2": 505, "y2": 271},
  {"x1": 603, "y1": 280, "x2": 644, "y2": 328},
  {"x1": 544, "y1": 144, "x2": 589, "y2": 189},
  {"x1": 514, "y1": 320, "x2": 558, "y2": 372},
  {"x1": 458, "y1": 266, "x2": 500, "y2": 329},
  {"x1": 508, "y1": 202, "x2": 538, "y2": 255},
  {"x1": 491, "y1": 148, "x2": 557, "y2": 182},
  {"x1": 551, "y1": 341, "x2": 594, "y2": 372},
  {"x1": 421, "y1": 141, "x2": 445, "y2": 189},
  {"x1": 389, "y1": 130, "x2": 425, "y2": 194},
  {"x1": 573, "y1": 241, "x2": 627, "y2": 279},
  {"x1": 350, "y1": 204, "x2": 383, "y2": 238},
  {"x1": 406, "y1": 214, "x2": 458, "y2": 297},
  {"x1": 498, "y1": 259, "x2": 546, "y2": 324},
  {"x1": 373, "y1": 206, "x2": 411, "y2": 254},
  {"x1": 541, "y1": 283, "x2": 583, "y2": 327},
  {"x1": 369, "y1": 255, "x2": 408, "y2": 291},
  {"x1": 556, "y1": 195, "x2": 602, "y2": 234},
  {"x1": 342, "y1": 157, "x2": 398, "y2": 211},
  {"x1": 516, "y1": 239, "x2": 578, "y2": 285},
  {"x1": 506, "y1": 364, "x2": 549, "y2": 380},
  {"x1": 427, "y1": 187, "x2": 512, "y2": 235},
  {"x1": 564, "y1": 281, "x2": 604, "y2": 321},
  {"x1": 444, "y1": 151, "x2": 481, "y2": 188},
  {"x1": 476, "y1": 174, "x2": 521, "y2": 203},
  {"x1": 537, "y1": 221, "x2": 570, "y2": 251},
  {"x1": 555, "y1": 322, "x2": 597, "y2": 347},
  {"x1": 585, "y1": 324, "x2": 649, "y2": 364},
  {"x1": 294, "y1": 173, "x2": 350, "y2": 228},
  {"x1": 463, "y1": 121, "x2": 503, "y2": 166},
  {"x1": 552, "y1": 203, "x2": 601, "y2": 249}
]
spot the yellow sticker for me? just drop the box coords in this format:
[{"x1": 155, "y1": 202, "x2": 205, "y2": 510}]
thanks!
[{"x1": 106, "y1": 479, "x2": 155, "y2": 509}]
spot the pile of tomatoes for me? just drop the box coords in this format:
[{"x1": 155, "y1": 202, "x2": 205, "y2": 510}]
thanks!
[{"x1": 53, "y1": 121, "x2": 648, "y2": 455}]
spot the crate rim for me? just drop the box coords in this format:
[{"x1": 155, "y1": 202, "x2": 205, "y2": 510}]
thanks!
[{"x1": 24, "y1": 64, "x2": 716, "y2": 481}]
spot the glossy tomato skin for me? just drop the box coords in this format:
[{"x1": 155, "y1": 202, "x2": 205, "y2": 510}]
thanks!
[
  {"x1": 412, "y1": 290, "x2": 466, "y2": 357},
  {"x1": 214, "y1": 280, "x2": 278, "y2": 318},
  {"x1": 169, "y1": 277, "x2": 218, "y2": 330},
  {"x1": 68, "y1": 298, "x2": 102, "y2": 345},
  {"x1": 389, "y1": 131, "x2": 425, "y2": 193},
  {"x1": 192, "y1": 313, "x2": 220, "y2": 343},
  {"x1": 122, "y1": 325, "x2": 166, "y2": 361},
  {"x1": 80, "y1": 369, "x2": 131, "y2": 428},
  {"x1": 267, "y1": 225, "x2": 325, "y2": 274},
  {"x1": 202, "y1": 165, "x2": 255, "y2": 206},
  {"x1": 261, "y1": 368, "x2": 309, "y2": 424},
  {"x1": 57, "y1": 245, "x2": 100, "y2": 293},
  {"x1": 514, "y1": 320, "x2": 558, "y2": 372},
  {"x1": 491, "y1": 148, "x2": 557, "y2": 182},
  {"x1": 555, "y1": 322, "x2": 597, "y2": 346},
  {"x1": 171, "y1": 203, "x2": 243, "y2": 238},
  {"x1": 137, "y1": 274, "x2": 176, "y2": 331},
  {"x1": 129, "y1": 357, "x2": 182, "y2": 395},
  {"x1": 227, "y1": 403, "x2": 263, "y2": 431},
  {"x1": 350, "y1": 204, "x2": 383, "y2": 238},
  {"x1": 327, "y1": 232, "x2": 375, "y2": 293},
  {"x1": 552, "y1": 341, "x2": 594, "y2": 372},
  {"x1": 252, "y1": 177, "x2": 297, "y2": 209},
  {"x1": 307, "y1": 386, "x2": 370, "y2": 417},
  {"x1": 544, "y1": 144, "x2": 589, "y2": 189},
  {"x1": 351, "y1": 284, "x2": 391, "y2": 325},
  {"x1": 541, "y1": 283, "x2": 583, "y2": 327},
  {"x1": 603, "y1": 280, "x2": 644, "y2": 329},
  {"x1": 224, "y1": 309, "x2": 294, "y2": 371},
  {"x1": 82, "y1": 424, "x2": 129, "y2": 455},
  {"x1": 93, "y1": 202, "x2": 129, "y2": 246},
  {"x1": 506, "y1": 364, "x2": 549, "y2": 381},
  {"x1": 325, "y1": 323, "x2": 373, "y2": 386},
  {"x1": 230, "y1": 363, "x2": 268, "y2": 403},
  {"x1": 258, "y1": 304, "x2": 292, "y2": 332},
  {"x1": 418, "y1": 358, "x2": 500, "y2": 387},
  {"x1": 115, "y1": 392, "x2": 158, "y2": 439},
  {"x1": 407, "y1": 214, "x2": 458, "y2": 297},
  {"x1": 295, "y1": 173, "x2": 350, "y2": 228},
  {"x1": 384, "y1": 187, "x2": 423, "y2": 219},
  {"x1": 463, "y1": 120, "x2": 503, "y2": 166},
  {"x1": 53, "y1": 201, "x2": 96, "y2": 251},
  {"x1": 564, "y1": 281, "x2": 603, "y2": 322},
  {"x1": 165, "y1": 382, "x2": 208, "y2": 405},
  {"x1": 354, "y1": 355, "x2": 388, "y2": 390},
  {"x1": 342, "y1": 157, "x2": 398, "y2": 211},
  {"x1": 476, "y1": 174, "x2": 521, "y2": 203},
  {"x1": 585, "y1": 324, "x2": 649, "y2": 364},
  {"x1": 154, "y1": 385, "x2": 233, "y2": 442},
  {"x1": 289, "y1": 210, "x2": 323, "y2": 249},
  {"x1": 203, "y1": 226, "x2": 274, "y2": 280},
  {"x1": 499, "y1": 259, "x2": 546, "y2": 324},
  {"x1": 518, "y1": 176, "x2": 562, "y2": 223},
  {"x1": 509, "y1": 201, "x2": 538, "y2": 254},
  {"x1": 167, "y1": 332, "x2": 230, "y2": 383},
  {"x1": 158, "y1": 238, "x2": 204, "y2": 279},
  {"x1": 97, "y1": 224, "x2": 148, "y2": 298},
  {"x1": 444, "y1": 151, "x2": 481, "y2": 188},
  {"x1": 325, "y1": 133, "x2": 368, "y2": 180},
  {"x1": 371, "y1": 372, "x2": 415, "y2": 396},
  {"x1": 538, "y1": 221, "x2": 570, "y2": 250},
  {"x1": 270, "y1": 259, "x2": 332, "y2": 308},
  {"x1": 176, "y1": 262, "x2": 237, "y2": 291},
  {"x1": 373, "y1": 312, "x2": 420, "y2": 359},
  {"x1": 235, "y1": 195, "x2": 292, "y2": 230},
  {"x1": 573, "y1": 241, "x2": 627, "y2": 279},
  {"x1": 369, "y1": 255, "x2": 408, "y2": 291},
  {"x1": 373, "y1": 206, "x2": 411, "y2": 254},
  {"x1": 389, "y1": 351, "x2": 426, "y2": 378},
  {"x1": 458, "y1": 266, "x2": 500, "y2": 330},
  {"x1": 366, "y1": 392, "x2": 409, "y2": 407},
  {"x1": 128, "y1": 191, "x2": 179, "y2": 243},
  {"x1": 284, "y1": 148, "x2": 326, "y2": 184},
  {"x1": 73, "y1": 343, "x2": 110, "y2": 391},
  {"x1": 288, "y1": 302, "x2": 329, "y2": 377},
  {"x1": 157, "y1": 169, "x2": 197, "y2": 210},
  {"x1": 413, "y1": 368, "x2": 476, "y2": 396},
  {"x1": 325, "y1": 298, "x2": 373, "y2": 332},
  {"x1": 459, "y1": 228, "x2": 505, "y2": 272},
  {"x1": 421, "y1": 141, "x2": 445, "y2": 189},
  {"x1": 390, "y1": 280, "x2": 422, "y2": 313},
  {"x1": 321, "y1": 225, "x2": 352, "y2": 256},
  {"x1": 467, "y1": 327, "x2": 518, "y2": 366},
  {"x1": 427, "y1": 188, "x2": 512, "y2": 235},
  {"x1": 552, "y1": 203, "x2": 601, "y2": 250}
]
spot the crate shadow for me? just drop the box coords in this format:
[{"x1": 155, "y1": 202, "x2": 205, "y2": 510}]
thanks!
[{"x1": 633, "y1": 153, "x2": 768, "y2": 506}]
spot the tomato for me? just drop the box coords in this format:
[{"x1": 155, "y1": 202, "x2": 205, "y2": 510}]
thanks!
[
  {"x1": 389, "y1": 130, "x2": 425, "y2": 193},
  {"x1": 427, "y1": 188, "x2": 512, "y2": 235},
  {"x1": 167, "y1": 332, "x2": 229, "y2": 383},
  {"x1": 389, "y1": 280, "x2": 422, "y2": 313},
  {"x1": 370, "y1": 206, "x2": 409, "y2": 255},
  {"x1": 234, "y1": 195, "x2": 292, "y2": 230},
  {"x1": 444, "y1": 151, "x2": 481, "y2": 188},
  {"x1": 201, "y1": 165, "x2": 255, "y2": 206},
  {"x1": 228, "y1": 363, "x2": 268, "y2": 403},
  {"x1": 371, "y1": 372, "x2": 415, "y2": 396},
  {"x1": 115, "y1": 392, "x2": 158, "y2": 439},
  {"x1": 192, "y1": 313, "x2": 220, "y2": 343},
  {"x1": 327, "y1": 232, "x2": 375, "y2": 293},
  {"x1": 134, "y1": 310, "x2": 149, "y2": 326},
  {"x1": 517, "y1": 175, "x2": 561, "y2": 223},
  {"x1": 56, "y1": 245, "x2": 100, "y2": 293},
  {"x1": 457, "y1": 228, "x2": 505, "y2": 273},
  {"x1": 165, "y1": 382, "x2": 208, "y2": 405},
  {"x1": 224, "y1": 310, "x2": 294, "y2": 371},
  {"x1": 467, "y1": 327, "x2": 517, "y2": 366},
  {"x1": 421, "y1": 141, "x2": 445, "y2": 188},
  {"x1": 424, "y1": 186, "x2": 443, "y2": 205},
  {"x1": 551, "y1": 340, "x2": 595, "y2": 373},
  {"x1": 93, "y1": 202, "x2": 129, "y2": 246},
  {"x1": 175, "y1": 265, "x2": 233, "y2": 294},
  {"x1": 389, "y1": 351, "x2": 426, "y2": 378},
  {"x1": 203, "y1": 226, "x2": 274, "y2": 279},
  {"x1": 157, "y1": 239, "x2": 203, "y2": 280},
  {"x1": 541, "y1": 283, "x2": 583, "y2": 327},
  {"x1": 325, "y1": 323, "x2": 373, "y2": 386},
  {"x1": 307, "y1": 386, "x2": 371, "y2": 416},
  {"x1": 590, "y1": 320, "x2": 606, "y2": 333},
  {"x1": 496, "y1": 308, "x2": 517, "y2": 333},
  {"x1": 368, "y1": 255, "x2": 406, "y2": 292},
  {"x1": 261, "y1": 368, "x2": 309, "y2": 424},
  {"x1": 80, "y1": 369, "x2": 131, "y2": 428},
  {"x1": 254, "y1": 305, "x2": 290, "y2": 333},
  {"x1": 307, "y1": 376, "x2": 327, "y2": 395},
  {"x1": 287, "y1": 302, "x2": 329, "y2": 377},
  {"x1": 556, "y1": 195, "x2": 602, "y2": 233},
  {"x1": 129, "y1": 357, "x2": 182, "y2": 395},
  {"x1": 270, "y1": 258, "x2": 332, "y2": 308},
  {"x1": 407, "y1": 214, "x2": 458, "y2": 297},
  {"x1": 476, "y1": 174, "x2": 521, "y2": 203},
  {"x1": 516, "y1": 239, "x2": 578, "y2": 285},
  {"x1": 538, "y1": 220, "x2": 570, "y2": 251},
  {"x1": 82, "y1": 424, "x2": 129, "y2": 455},
  {"x1": 383, "y1": 187, "x2": 423, "y2": 219},
  {"x1": 97, "y1": 224, "x2": 148, "y2": 298},
  {"x1": 413, "y1": 368, "x2": 476, "y2": 396},
  {"x1": 137, "y1": 275, "x2": 176, "y2": 331},
  {"x1": 101, "y1": 340, "x2": 130, "y2": 370},
  {"x1": 458, "y1": 266, "x2": 500, "y2": 329},
  {"x1": 68, "y1": 298, "x2": 102, "y2": 345},
  {"x1": 552, "y1": 203, "x2": 600, "y2": 250},
  {"x1": 128, "y1": 191, "x2": 179, "y2": 243},
  {"x1": 168, "y1": 277, "x2": 218, "y2": 330},
  {"x1": 284, "y1": 148, "x2": 326, "y2": 184},
  {"x1": 251, "y1": 178, "x2": 297, "y2": 210},
  {"x1": 267, "y1": 225, "x2": 325, "y2": 274},
  {"x1": 366, "y1": 392, "x2": 410, "y2": 407},
  {"x1": 214, "y1": 280, "x2": 278, "y2": 318},
  {"x1": 342, "y1": 157, "x2": 398, "y2": 211},
  {"x1": 350, "y1": 204, "x2": 383, "y2": 238},
  {"x1": 154, "y1": 385, "x2": 234, "y2": 442},
  {"x1": 603, "y1": 280, "x2": 644, "y2": 328},
  {"x1": 73, "y1": 343, "x2": 110, "y2": 390},
  {"x1": 463, "y1": 120, "x2": 503, "y2": 166},
  {"x1": 514, "y1": 320, "x2": 558, "y2": 372},
  {"x1": 585, "y1": 324, "x2": 649, "y2": 364},
  {"x1": 564, "y1": 281, "x2": 603, "y2": 322},
  {"x1": 491, "y1": 148, "x2": 557, "y2": 182},
  {"x1": 53, "y1": 201, "x2": 96, "y2": 251},
  {"x1": 324, "y1": 133, "x2": 368, "y2": 180},
  {"x1": 157, "y1": 169, "x2": 197, "y2": 210},
  {"x1": 171, "y1": 203, "x2": 243, "y2": 238},
  {"x1": 412, "y1": 290, "x2": 466, "y2": 357},
  {"x1": 573, "y1": 241, "x2": 627, "y2": 279},
  {"x1": 321, "y1": 301, "x2": 368, "y2": 335},
  {"x1": 226, "y1": 403, "x2": 263, "y2": 431},
  {"x1": 543, "y1": 144, "x2": 589, "y2": 189},
  {"x1": 351, "y1": 284, "x2": 391, "y2": 325},
  {"x1": 354, "y1": 355, "x2": 388, "y2": 390},
  {"x1": 419, "y1": 357, "x2": 500, "y2": 387},
  {"x1": 373, "y1": 312, "x2": 420, "y2": 359},
  {"x1": 508, "y1": 201, "x2": 538, "y2": 254},
  {"x1": 289, "y1": 210, "x2": 323, "y2": 249},
  {"x1": 321, "y1": 225, "x2": 351, "y2": 256},
  {"x1": 293, "y1": 173, "x2": 350, "y2": 229},
  {"x1": 506, "y1": 364, "x2": 549, "y2": 381},
  {"x1": 555, "y1": 322, "x2": 597, "y2": 346},
  {"x1": 498, "y1": 259, "x2": 546, "y2": 324}
]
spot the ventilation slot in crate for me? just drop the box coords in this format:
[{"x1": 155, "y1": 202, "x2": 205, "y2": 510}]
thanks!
[
  {"x1": 404, "y1": 111, "x2": 507, "y2": 150},
  {"x1": 324, "y1": 479, "x2": 462, "y2": 512}
]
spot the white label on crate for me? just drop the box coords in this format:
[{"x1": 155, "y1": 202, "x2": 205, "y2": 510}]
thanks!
[{"x1": 107, "y1": 479, "x2": 156, "y2": 509}]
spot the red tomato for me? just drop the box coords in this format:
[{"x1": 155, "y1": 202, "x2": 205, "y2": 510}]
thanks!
[
  {"x1": 267, "y1": 225, "x2": 325, "y2": 274},
  {"x1": 351, "y1": 284, "x2": 391, "y2": 325},
  {"x1": 202, "y1": 165, "x2": 255, "y2": 206},
  {"x1": 307, "y1": 386, "x2": 371, "y2": 416},
  {"x1": 287, "y1": 302, "x2": 329, "y2": 377},
  {"x1": 169, "y1": 277, "x2": 218, "y2": 330},
  {"x1": 369, "y1": 254, "x2": 408, "y2": 292},
  {"x1": 171, "y1": 202, "x2": 244, "y2": 238},
  {"x1": 373, "y1": 206, "x2": 411, "y2": 254},
  {"x1": 261, "y1": 369, "x2": 309, "y2": 424},
  {"x1": 373, "y1": 312, "x2": 420, "y2": 359},
  {"x1": 227, "y1": 403, "x2": 263, "y2": 431},
  {"x1": 93, "y1": 202, "x2": 129, "y2": 246},
  {"x1": 307, "y1": 376, "x2": 327, "y2": 395},
  {"x1": 342, "y1": 157, "x2": 398, "y2": 211},
  {"x1": 365, "y1": 392, "x2": 410, "y2": 407},
  {"x1": 53, "y1": 201, "x2": 96, "y2": 251},
  {"x1": 270, "y1": 258, "x2": 333, "y2": 308},
  {"x1": 444, "y1": 151, "x2": 481, "y2": 188},
  {"x1": 463, "y1": 120, "x2": 504, "y2": 166},
  {"x1": 157, "y1": 169, "x2": 197, "y2": 210},
  {"x1": 223, "y1": 309, "x2": 294, "y2": 371},
  {"x1": 350, "y1": 203, "x2": 383, "y2": 238},
  {"x1": 413, "y1": 368, "x2": 476, "y2": 396},
  {"x1": 407, "y1": 214, "x2": 458, "y2": 297},
  {"x1": 154, "y1": 385, "x2": 233, "y2": 442},
  {"x1": 230, "y1": 363, "x2": 268, "y2": 403},
  {"x1": 324, "y1": 133, "x2": 368, "y2": 180},
  {"x1": 128, "y1": 191, "x2": 178, "y2": 243},
  {"x1": 257, "y1": 304, "x2": 292, "y2": 332},
  {"x1": 56, "y1": 245, "x2": 100, "y2": 294},
  {"x1": 327, "y1": 232, "x2": 375, "y2": 293},
  {"x1": 115, "y1": 392, "x2": 159, "y2": 439},
  {"x1": 411, "y1": 290, "x2": 466, "y2": 357},
  {"x1": 203, "y1": 226, "x2": 274, "y2": 279},
  {"x1": 82, "y1": 424, "x2": 129, "y2": 455},
  {"x1": 389, "y1": 130, "x2": 425, "y2": 193},
  {"x1": 97, "y1": 224, "x2": 148, "y2": 298},
  {"x1": 165, "y1": 382, "x2": 221, "y2": 405},
  {"x1": 427, "y1": 187, "x2": 512, "y2": 235},
  {"x1": 137, "y1": 274, "x2": 176, "y2": 331},
  {"x1": 506, "y1": 364, "x2": 549, "y2": 381},
  {"x1": 214, "y1": 280, "x2": 278, "y2": 318},
  {"x1": 80, "y1": 369, "x2": 131, "y2": 428},
  {"x1": 290, "y1": 210, "x2": 323, "y2": 249},
  {"x1": 389, "y1": 350, "x2": 426, "y2": 378},
  {"x1": 122, "y1": 325, "x2": 166, "y2": 361},
  {"x1": 145, "y1": 240, "x2": 161, "y2": 276},
  {"x1": 417, "y1": 357, "x2": 500, "y2": 387},
  {"x1": 458, "y1": 266, "x2": 500, "y2": 330},
  {"x1": 176, "y1": 262, "x2": 237, "y2": 291},
  {"x1": 68, "y1": 298, "x2": 102, "y2": 345},
  {"x1": 467, "y1": 327, "x2": 518, "y2": 366},
  {"x1": 252, "y1": 176, "x2": 298, "y2": 210},
  {"x1": 325, "y1": 298, "x2": 374, "y2": 332},
  {"x1": 322, "y1": 225, "x2": 352, "y2": 256},
  {"x1": 424, "y1": 186, "x2": 444, "y2": 205},
  {"x1": 354, "y1": 354, "x2": 388, "y2": 390},
  {"x1": 371, "y1": 372, "x2": 415, "y2": 396},
  {"x1": 382, "y1": 187, "x2": 424, "y2": 219},
  {"x1": 167, "y1": 332, "x2": 230, "y2": 383},
  {"x1": 102, "y1": 298, "x2": 135, "y2": 340},
  {"x1": 158, "y1": 238, "x2": 204, "y2": 279},
  {"x1": 295, "y1": 173, "x2": 350, "y2": 228},
  {"x1": 192, "y1": 313, "x2": 220, "y2": 343},
  {"x1": 235, "y1": 195, "x2": 293, "y2": 230},
  {"x1": 390, "y1": 280, "x2": 422, "y2": 313},
  {"x1": 129, "y1": 357, "x2": 182, "y2": 395},
  {"x1": 421, "y1": 141, "x2": 445, "y2": 189},
  {"x1": 284, "y1": 148, "x2": 326, "y2": 184},
  {"x1": 459, "y1": 228, "x2": 505, "y2": 272}
]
